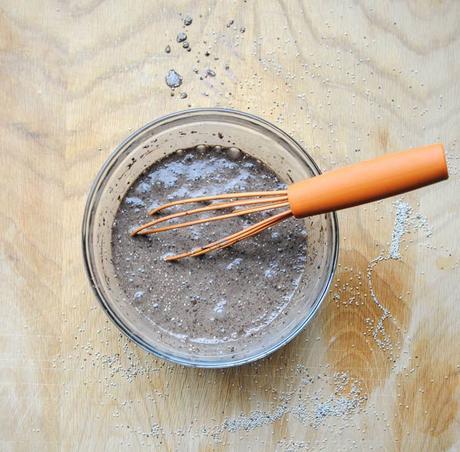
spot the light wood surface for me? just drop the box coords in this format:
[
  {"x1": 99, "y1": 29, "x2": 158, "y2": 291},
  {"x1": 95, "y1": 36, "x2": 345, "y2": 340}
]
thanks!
[{"x1": 1, "y1": 1, "x2": 459, "y2": 450}]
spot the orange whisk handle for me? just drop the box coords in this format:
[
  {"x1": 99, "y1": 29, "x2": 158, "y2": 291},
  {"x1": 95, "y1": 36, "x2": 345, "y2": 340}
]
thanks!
[{"x1": 287, "y1": 144, "x2": 448, "y2": 218}]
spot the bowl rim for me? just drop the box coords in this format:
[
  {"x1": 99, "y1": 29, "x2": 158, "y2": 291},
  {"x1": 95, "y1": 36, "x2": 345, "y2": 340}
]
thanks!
[{"x1": 82, "y1": 107, "x2": 339, "y2": 368}]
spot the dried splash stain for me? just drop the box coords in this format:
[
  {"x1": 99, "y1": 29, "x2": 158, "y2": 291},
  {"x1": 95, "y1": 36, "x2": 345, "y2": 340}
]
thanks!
[
  {"x1": 367, "y1": 200, "x2": 434, "y2": 357},
  {"x1": 389, "y1": 200, "x2": 412, "y2": 259},
  {"x1": 324, "y1": 199, "x2": 433, "y2": 399}
]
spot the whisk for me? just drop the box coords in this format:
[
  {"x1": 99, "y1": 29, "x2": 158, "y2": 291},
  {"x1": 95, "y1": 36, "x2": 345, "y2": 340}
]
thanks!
[{"x1": 131, "y1": 144, "x2": 448, "y2": 261}]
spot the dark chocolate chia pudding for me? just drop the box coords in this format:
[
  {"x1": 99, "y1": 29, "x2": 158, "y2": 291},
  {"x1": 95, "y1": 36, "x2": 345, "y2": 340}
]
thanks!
[{"x1": 111, "y1": 145, "x2": 308, "y2": 357}]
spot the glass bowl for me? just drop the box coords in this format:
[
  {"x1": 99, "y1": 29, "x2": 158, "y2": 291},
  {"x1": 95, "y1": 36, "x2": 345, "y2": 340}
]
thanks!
[{"x1": 82, "y1": 108, "x2": 339, "y2": 368}]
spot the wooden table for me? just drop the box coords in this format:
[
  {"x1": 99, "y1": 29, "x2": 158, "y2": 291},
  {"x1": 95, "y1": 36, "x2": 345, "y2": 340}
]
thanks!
[{"x1": 1, "y1": 1, "x2": 459, "y2": 450}]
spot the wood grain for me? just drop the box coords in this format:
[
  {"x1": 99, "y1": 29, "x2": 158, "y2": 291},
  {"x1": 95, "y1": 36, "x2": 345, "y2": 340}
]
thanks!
[{"x1": 1, "y1": 1, "x2": 459, "y2": 450}]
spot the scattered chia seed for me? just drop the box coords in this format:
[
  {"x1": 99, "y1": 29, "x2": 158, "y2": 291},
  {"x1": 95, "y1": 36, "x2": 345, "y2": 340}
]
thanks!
[
  {"x1": 184, "y1": 15, "x2": 192, "y2": 26},
  {"x1": 164, "y1": 45, "x2": 171, "y2": 54}
]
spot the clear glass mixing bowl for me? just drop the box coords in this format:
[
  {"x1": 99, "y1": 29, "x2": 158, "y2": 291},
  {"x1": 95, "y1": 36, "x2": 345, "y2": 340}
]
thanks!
[{"x1": 82, "y1": 108, "x2": 339, "y2": 368}]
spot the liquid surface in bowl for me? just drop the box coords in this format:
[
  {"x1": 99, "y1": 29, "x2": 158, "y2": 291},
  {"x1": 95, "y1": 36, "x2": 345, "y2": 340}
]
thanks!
[{"x1": 111, "y1": 145, "x2": 308, "y2": 356}]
